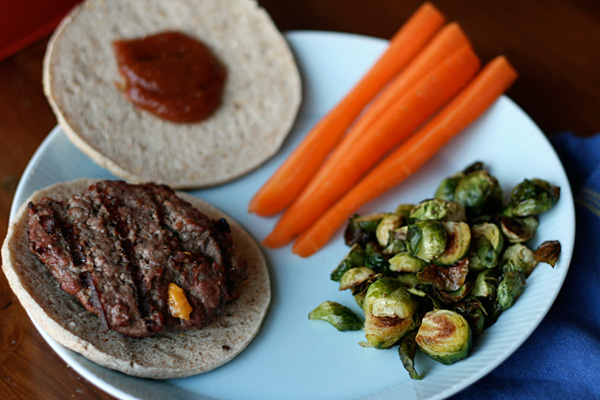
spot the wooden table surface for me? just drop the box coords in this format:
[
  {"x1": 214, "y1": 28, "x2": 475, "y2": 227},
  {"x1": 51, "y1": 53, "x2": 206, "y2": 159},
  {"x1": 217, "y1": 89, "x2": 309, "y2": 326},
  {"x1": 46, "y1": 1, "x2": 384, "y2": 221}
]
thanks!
[{"x1": 0, "y1": 1, "x2": 598, "y2": 399}]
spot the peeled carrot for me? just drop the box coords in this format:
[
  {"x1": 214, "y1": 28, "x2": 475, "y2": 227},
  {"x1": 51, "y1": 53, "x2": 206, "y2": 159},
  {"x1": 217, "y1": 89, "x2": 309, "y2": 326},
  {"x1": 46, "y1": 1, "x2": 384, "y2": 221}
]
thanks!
[
  {"x1": 292, "y1": 56, "x2": 518, "y2": 257},
  {"x1": 347, "y1": 22, "x2": 470, "y2": 137},
  {"x1": 248, "y1": 2, "x2": 446, "y2": 216},
  {"x1": 263, "y1": 45, "x2": 481, "y2": 248}
]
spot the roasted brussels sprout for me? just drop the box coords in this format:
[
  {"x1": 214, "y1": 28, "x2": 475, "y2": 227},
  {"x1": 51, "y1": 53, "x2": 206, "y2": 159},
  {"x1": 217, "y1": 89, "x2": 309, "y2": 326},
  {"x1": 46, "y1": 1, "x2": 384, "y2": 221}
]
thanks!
[
  {"x1": 469, "y1": 223, "x2": 504, "y2": 271},
  {"x1": 416, "y1": 309, "x2": 472, "y2": 365},
  {"x1": 407, "y1": 220, "x2": 447, "y2": 262},
  {"x1": 376, "y1": 213, "x2": 405, "y2": 247},
  {"x1": 496, "y1": 271, "x2": 526, "y2": 312},
  {"x1": 434, "y1": 221, "x2": 471, "y2": 265},
  {"x1": 435, "y1": 162, "x2": 486, "y2": 202},
  {"x1": 339, "y1": 267, "x2": 376, "y2": 292},
  {"x1": 331, "y1": 243, "x2": 365, "y2": 282},
  {"x1": 534, "y1": 240, "x2": 561, "y2": 267},
  {"x1": 508, "y1": 179, "x2": 560, "y2": 217},
  {"x1": 417, "y1": 259, "x2": 469, "y2": 292},
  {"x1": 339, "y1": 267, "x2": 378, "y2": 307},
  {"x1": 500, "y1": 243, "x2": 537, "y2": 277},
  {"x1": 454, "y1": 169, "x2": 503, "y2": 218},
  {"x1": 383, "y1": 226, "x2": 408, "y2": 255},
  {"x1": 308, "y1": 301, "x2": 363, "y2": 331},
  {"x1": 362, "y1": 277, "x2": 419, "y2": 349},
  {"x1": 364, "y1": 242, "x2": 390, "y2": 274},
  {"x1": 434, "y1": 281, "x2": 473, "y2": 303},
  {"x1": 395, "y1": 204, "x2": 416, "y2": 218},
  {"x1": 389, "y1": 252, "x2": 428, "y2": 273},
  {"x1": 472, "y1": 269, "x2": 500, "y2": 301},
  {"x1": 499, "y1": 216, "x2": 539, "y2": 243},
  {"x1": 396, "y1": 273, "x2": 420, "y2": 288},
  {"x1": 344, "y1": 213, "x2": 386, "y2": 246},
  {"x1": 453, "y1": 297, "x2": 487, "y2": 336},
  {"x1": 409, "y1": 198, "x2": 467, "y2": 223},
  {"x1": 398, "y1": 332, "x2": 423, "y2": 380}
]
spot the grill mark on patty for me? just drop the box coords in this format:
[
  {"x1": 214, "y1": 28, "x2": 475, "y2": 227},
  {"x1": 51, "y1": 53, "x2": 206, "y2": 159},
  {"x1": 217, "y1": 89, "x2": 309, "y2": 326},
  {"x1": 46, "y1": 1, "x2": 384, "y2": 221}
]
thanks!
[
  {"x1": 80, "y1": 271, "x2": 109, "y2": 329},
  {"x1": 97, "y1": 189, "x2": 151, "y2": 321},
  {"x1": 60, "y1": 222, "x2": 86, "y2": 267}
]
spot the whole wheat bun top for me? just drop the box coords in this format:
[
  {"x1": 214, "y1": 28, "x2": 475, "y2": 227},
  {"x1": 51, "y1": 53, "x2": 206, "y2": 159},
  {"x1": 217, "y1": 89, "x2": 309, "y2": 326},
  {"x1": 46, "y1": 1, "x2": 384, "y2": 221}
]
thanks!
[
  {"x1": 1, "y1": 178, "x2": 271, "y2": 379},
  {"x1": 43, "y1": 0, "x2": 301, "y2": 188}
]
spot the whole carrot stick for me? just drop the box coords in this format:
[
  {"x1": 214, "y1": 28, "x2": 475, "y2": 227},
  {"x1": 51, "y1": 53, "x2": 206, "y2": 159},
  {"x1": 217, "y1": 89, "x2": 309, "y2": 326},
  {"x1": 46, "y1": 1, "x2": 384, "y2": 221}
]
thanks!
[
  {"x1": 263, "y1": 45, "x2": 481, "y2": 248},
  {"x1": 347, "y1": 22, "x2": 470, "y2": 136},
  {"x1": 248, "y1": 2, "x2": 446, "y2": 216},
  {"x1": 292, "y1": 56, "x2": 518, "y2": 257}
]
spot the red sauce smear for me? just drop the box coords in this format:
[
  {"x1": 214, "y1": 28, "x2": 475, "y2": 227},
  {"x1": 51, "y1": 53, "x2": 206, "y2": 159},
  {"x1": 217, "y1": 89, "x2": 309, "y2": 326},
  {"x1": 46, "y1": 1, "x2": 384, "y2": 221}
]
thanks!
[{"x1": 113, "y1": 31, "x2": 227, "y2": 123}]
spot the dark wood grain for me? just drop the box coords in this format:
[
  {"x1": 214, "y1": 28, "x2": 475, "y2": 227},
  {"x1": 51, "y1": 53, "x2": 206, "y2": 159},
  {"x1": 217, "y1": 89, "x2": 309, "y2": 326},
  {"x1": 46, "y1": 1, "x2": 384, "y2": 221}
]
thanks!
[{"x1": 1, "y1": 1, "x2": 598, "y2": 399}]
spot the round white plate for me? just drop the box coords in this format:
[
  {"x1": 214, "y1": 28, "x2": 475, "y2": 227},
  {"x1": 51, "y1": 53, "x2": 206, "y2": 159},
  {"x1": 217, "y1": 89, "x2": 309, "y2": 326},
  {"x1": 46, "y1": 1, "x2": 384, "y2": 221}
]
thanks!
[{"x1": 10, "y1": 31, "x2": 575, "y2": 400}]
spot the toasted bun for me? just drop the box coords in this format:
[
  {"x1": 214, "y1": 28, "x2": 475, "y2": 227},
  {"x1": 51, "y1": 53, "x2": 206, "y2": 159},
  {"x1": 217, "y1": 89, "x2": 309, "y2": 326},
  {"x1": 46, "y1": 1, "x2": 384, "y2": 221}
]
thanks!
[
  {"x1": 1, "y1": 178, "x2": 270, "y2": 379},
  {"x1": 43, "y1": 0, "x2": 301, "y2": 188}
]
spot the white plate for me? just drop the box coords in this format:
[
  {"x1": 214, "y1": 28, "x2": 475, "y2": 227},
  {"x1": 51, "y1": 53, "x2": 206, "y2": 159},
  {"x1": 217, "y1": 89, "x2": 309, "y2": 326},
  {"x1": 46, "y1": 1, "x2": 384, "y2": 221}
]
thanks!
[{"x1": 10, "y1": 31, "x2": 575, "y2": 400}]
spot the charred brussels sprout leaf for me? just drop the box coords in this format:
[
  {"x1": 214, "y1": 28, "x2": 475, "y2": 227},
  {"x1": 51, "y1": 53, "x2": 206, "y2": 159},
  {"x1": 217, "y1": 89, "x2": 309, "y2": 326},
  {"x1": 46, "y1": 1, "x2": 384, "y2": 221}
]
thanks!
[
  {"x1": 344, "y1": 213, "x2": 386, "y2": 246},
  {"x1": 407, "y1": 220, "x2": 447, "y2": 262},
  {"x1": 501, "y1": 243, "x2": 537, "y2": 277},
  {"x1": 453, "y1": 297, "x2": 487, "y2": 336},
  {"x1": 496, "y1": 271, "x2": 527, "y2": 312},
  {"x1": 534, "y1": 240, "x2": 561, "y2": 267},
  {"x1": 417, "y1": 258, "x2": 469, "y2": 292},
  {"x1": 508, "y1": 179, "x2": 560, "y2": 216},
  {"x1": 434, "y1": 281, "x2": 473, "y2": 304},
  {"x1": 454, "y1": 169, "x2": 503, "y2": 218},
  {"x1": 434, "y1": 221, "x2": 471, "y2": 265},
  {"x1": 416, "y1": 309, "x2": 472, "y2": 365},
  {"x1": 469, "y1": 223, "x2": 504, "y2": 271},
  {"x1": 409, "y1": 199, "x2": 467, "y2": 223},
  {"x1": 339, "y1": 267, "x2": 376, "y2": 292},
  {"x1": 365, "y1": 242, "x2": 390, "y2": 274},
  {"x1": 331, "y1": 243, "x2": 365, "y2": 282},
  {"x1": 399, "y1": 332, "x2": 424, "y2": 380},
  {"x1": 389, "y1": 252, "x2": 428, "y2": 273},
  {"x1": 362, "y1": 277, "x2": 418, "y2": 349},
  {"x1": 308, "y1": 301, "x2": 363, "y2": 331},
  {"x1": 499, "y1": 216, "x2": 539, "y2": 243}
]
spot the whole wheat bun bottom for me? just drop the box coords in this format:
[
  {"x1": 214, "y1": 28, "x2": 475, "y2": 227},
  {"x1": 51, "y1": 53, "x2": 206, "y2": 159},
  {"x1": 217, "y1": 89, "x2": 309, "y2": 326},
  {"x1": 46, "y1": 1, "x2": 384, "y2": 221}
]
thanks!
[{"x1": 1, "y1": 178, "x2": 270, "y2": 379}]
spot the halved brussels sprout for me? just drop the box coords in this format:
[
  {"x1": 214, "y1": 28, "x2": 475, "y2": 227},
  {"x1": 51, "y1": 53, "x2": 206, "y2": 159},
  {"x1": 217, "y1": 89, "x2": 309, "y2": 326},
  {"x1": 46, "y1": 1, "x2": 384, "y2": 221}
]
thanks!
[
  {"x1": 496, "y1": 271, "x2": 527, "y2": 312},
  {"x1": 469, "y1": 223, "x2": 504, "y2": 271},
  {"x1": 499, "y1": 216, "x2": 539, "y2": 243},
  {"x1": 417, "y1": 258, "x2": 469, "y2": 291},
  {"x1": 454, "y1": 169, "x2": 503, "y2": 218},
  {"x1": 376, "y1": 213, "x2": 405, "y2": 247},
  {"x1": 409, "y1": 198, "x2": 467, "y2": 223},
  {"x1": 407, "y1": 220, "x2": 447, "y2": 262},
  {"x1": 508, "y1": 179, "x2": 560, "y2": 217},
  {"x1": 308, "y1": 301, "x2": 363, "y2": 331},
  {"x1": 435, "y1": 162, "x2": 486, "y2": 202},
  {"x1": 533, "y1": 240, "x2": 561, "y2": 267},
  {"x1": 331, "y1": 243, "x2": 365, "y2": 282},
  {"x1": 339, "y1": 267, "x2": 376, "y2": 292},
  {"x1": 434, "y1": 221, "x2": 471, "y2": 265},
  {"x1": 396, "y1": 273, "x2": 420, "y2": 288},
  {"x1": 362, "y1": 277, "x2": 419, "y2": 349},
  {"x1": 389, "y1": 252, "x2": 428, "y2": 273},
  {"x1": 416, "y1": 309, "x2": 472, "y2": 365},
  {"x1": 500, "y1": 243, "x2": 537, "y2": 277},
  {"x1": 344, "y1": 212, "x2": 386, "y2": 246}
]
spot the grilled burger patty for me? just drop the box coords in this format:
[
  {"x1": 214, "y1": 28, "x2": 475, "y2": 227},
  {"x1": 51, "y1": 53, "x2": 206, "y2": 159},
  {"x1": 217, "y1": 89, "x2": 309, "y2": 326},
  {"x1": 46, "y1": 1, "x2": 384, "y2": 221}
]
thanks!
[{"x1": 27, "y1": 180, "x2": 247, "y2": 338}]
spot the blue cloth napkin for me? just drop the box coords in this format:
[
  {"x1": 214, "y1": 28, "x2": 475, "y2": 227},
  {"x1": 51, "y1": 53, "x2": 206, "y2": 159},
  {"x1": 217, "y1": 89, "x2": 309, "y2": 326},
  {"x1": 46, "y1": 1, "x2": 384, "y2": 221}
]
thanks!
[{"x1": 450, "y1": 132, "x2": 600, "y2": 399}]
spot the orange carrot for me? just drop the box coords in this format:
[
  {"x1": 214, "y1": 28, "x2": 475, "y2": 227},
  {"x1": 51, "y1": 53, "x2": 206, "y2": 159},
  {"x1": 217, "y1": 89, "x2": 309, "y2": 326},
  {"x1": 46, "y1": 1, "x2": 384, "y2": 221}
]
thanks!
[
  {"x1": 292, "y1": 56, "x2": 518, "y2": 257},
  {"x1": 347, "y1": 22, "x2": 470, "y2": 137},
  {"x1": 262, "y1": 45, "x2": 481, "y2": 248},
  {"x1": 248, "y1": 2, "x2": 446, "y2": 216}
]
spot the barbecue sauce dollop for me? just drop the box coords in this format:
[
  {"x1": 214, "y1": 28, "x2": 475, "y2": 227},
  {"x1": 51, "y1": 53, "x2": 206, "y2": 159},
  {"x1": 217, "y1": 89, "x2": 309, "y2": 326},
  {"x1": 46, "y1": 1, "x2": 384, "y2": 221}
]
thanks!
[{"x1": 113, "y1": 31, "x2": 227, "y2": 123}]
